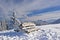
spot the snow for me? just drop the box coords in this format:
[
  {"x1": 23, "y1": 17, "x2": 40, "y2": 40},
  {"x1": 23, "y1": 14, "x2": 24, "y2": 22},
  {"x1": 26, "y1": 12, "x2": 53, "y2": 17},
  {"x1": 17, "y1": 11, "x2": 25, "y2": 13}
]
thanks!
[{"x1": 0, "y1": 24, "x2": 60, "y2": 40}]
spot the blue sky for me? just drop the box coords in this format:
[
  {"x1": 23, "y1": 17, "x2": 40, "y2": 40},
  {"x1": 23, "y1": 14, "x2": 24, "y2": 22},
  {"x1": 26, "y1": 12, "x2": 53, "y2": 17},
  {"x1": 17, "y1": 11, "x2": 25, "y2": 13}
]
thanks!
[
  {"x1": 0, "y1": 0, "x2": 60, "y2": 21},
  {"x1": 27, "y1": 6, "x2": 60, "y2": 17}
]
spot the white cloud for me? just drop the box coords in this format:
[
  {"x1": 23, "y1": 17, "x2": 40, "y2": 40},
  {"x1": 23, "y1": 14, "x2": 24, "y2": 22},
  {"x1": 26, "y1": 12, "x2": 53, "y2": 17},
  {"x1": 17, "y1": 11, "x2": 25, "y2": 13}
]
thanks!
[
  {"x1": 0, "y1": 0, "x2": 60, "y2": 21},
  {"x1": 25, "y1": 11, "x2": 60, "y2": 21}
]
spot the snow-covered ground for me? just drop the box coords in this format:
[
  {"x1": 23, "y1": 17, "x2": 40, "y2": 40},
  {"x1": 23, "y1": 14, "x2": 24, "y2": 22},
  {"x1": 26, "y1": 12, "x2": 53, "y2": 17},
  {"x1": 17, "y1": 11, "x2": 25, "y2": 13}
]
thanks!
[{"x1": 0, "y1": 24, "x2": 60, "y2": 40}]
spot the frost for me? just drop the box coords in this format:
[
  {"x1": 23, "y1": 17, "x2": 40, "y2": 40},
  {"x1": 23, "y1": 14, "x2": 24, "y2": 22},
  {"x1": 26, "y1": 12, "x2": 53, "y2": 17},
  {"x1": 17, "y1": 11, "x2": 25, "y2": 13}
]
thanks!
[{"x1": 0, "y1": 24, "x2": 60, "y2": 40}]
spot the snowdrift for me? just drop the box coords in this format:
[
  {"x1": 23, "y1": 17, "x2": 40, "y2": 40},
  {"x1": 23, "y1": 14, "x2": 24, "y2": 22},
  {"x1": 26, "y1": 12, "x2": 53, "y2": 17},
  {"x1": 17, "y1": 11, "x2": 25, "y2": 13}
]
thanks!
[{"x1": 0, "y1": 24, "x2": 60, "y2": 40}]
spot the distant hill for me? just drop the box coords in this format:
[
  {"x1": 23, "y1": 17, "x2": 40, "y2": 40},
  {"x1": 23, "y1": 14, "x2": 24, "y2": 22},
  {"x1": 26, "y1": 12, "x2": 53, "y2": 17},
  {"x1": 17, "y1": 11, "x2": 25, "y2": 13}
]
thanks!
[
  {"x1": 34, "y1": 20, "x2": 48, "y2": 26},
  {"x1": 51, "y1": 19, "x2": 60, "y2": 24}
]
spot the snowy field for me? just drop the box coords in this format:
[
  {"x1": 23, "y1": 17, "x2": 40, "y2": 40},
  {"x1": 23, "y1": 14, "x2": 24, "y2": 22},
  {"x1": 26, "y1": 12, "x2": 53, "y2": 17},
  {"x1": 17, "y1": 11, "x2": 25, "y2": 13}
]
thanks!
[{"x1": 0, "y1": 24, "x2": 60, "y2": 40}]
